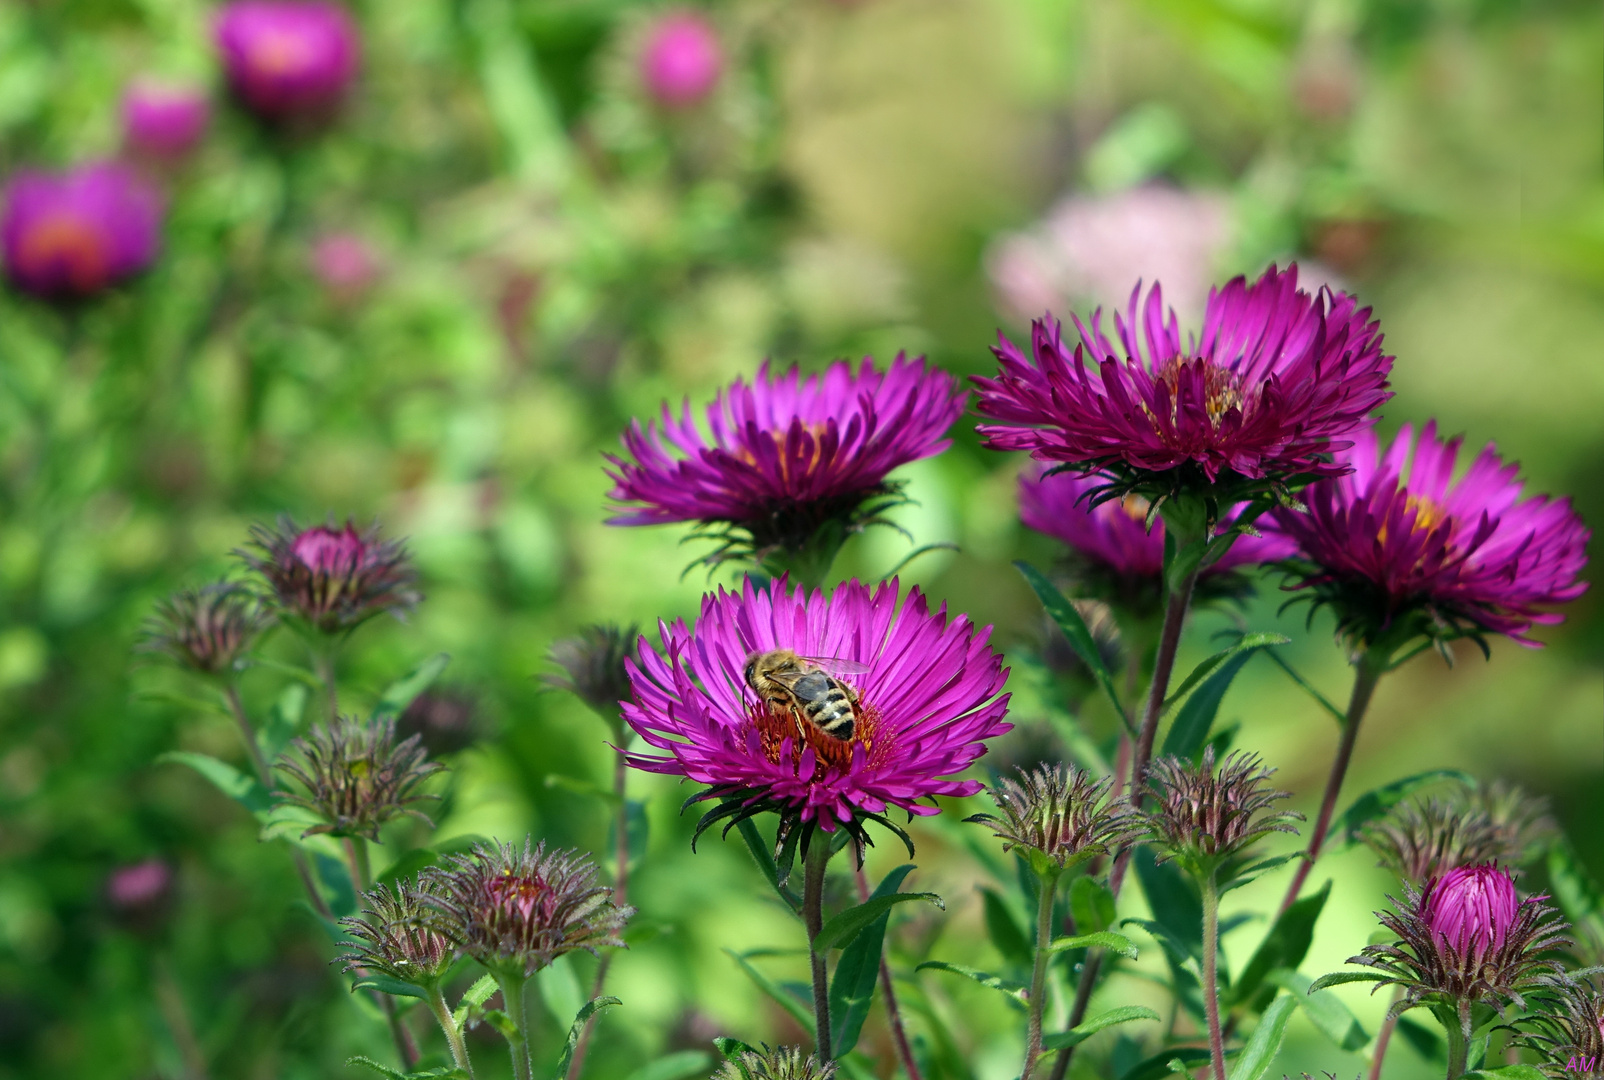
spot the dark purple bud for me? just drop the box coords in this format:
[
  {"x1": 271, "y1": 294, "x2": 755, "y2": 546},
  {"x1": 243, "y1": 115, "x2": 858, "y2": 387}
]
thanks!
[
  {"x1": 1145, "y1": 747, "x2": 1302, "y2": 874},
  {"x1": 397, "y1": 688, "x2": 480, "y2": 757},
  {"x1": 240, "y1": 516, "x2": 418, "y2": 634},
  {"x1": 968, "y1": 764, "x2": 1144, "y2": 874},
  {"x1": 106, "y1": 859, "x2": 175, "y2": 934},
  {"x1": 275, "y1": 715, "x2": 442, "y2": 840},
  {"x1": 214, "y1": 1, "x2": 359, "y2": 125},
  {"x1": 339, "y1": 877, "x2": 456, "y2": 987}
]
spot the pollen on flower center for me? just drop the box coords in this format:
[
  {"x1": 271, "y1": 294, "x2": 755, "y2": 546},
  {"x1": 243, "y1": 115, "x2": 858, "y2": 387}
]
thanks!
[
  {"x1": 1378, "y1": 493, "x2": 1451, "y2": 545},
  {"x1": 1145, "y1": 356, "x2": 1247, "y2": 430},
  {"x1": 750, "y1": 698, "x2": 888, "y2": 777},
  {"x1": 737, "y1": 423, "x2": 833, "y2": 480},
  {"x1": 486, "y1": 874, "x2": 547, "y2": 921},
  {"x1": 18, "y1": 213, "x2": 109, "y2": 290}
]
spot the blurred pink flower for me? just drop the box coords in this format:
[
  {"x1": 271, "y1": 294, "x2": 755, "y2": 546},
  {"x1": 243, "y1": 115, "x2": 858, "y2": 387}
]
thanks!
[
  {"x1": 122, "y1": 80, "x2": 211, "y2": 160},
  {"x1": 310, "y1": 231, "x2": 380, "y2": 301},
  {"x1": 214, "y1": 1, "x2": 359, "y2": 124},
  {"x1": 107, "y1": 860, "x2": 172, "y2": 910},
  {"x1": 639, "y1": 11, "x2": 723, "y2": 108},
  {"x1": 1, "y1": 161, "x2": 162, "y2": 299},
  {"x1": 987, "y1": 185, "x2": 1233, "y2": 323}
]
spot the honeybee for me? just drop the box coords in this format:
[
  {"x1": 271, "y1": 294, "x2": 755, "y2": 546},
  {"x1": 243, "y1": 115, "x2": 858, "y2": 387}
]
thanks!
[{"x1": 742, "y1": 649, "x2": 871, "y2": 742}]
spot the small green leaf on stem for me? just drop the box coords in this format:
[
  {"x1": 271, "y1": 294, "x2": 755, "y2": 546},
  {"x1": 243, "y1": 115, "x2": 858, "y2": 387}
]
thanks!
[
  {"x1": 554, "y1": 996, "x2": 621, "y2": 1080},
  {"x1": 812, "y1": 891, "x2": 943, "y2": 953},
  {"x1": 1040, "y1": 1005, "x2": 1160, "y2": 1050}
]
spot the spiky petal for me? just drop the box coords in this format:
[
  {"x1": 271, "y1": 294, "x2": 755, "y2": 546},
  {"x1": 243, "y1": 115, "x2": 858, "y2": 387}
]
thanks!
[
  {"x1": 142, "y1": 581, "x2": 272, "y2": 675},
  {"x1": 423, "y1": 839, "x2": 631, "y2": 979},
  {"x1": 1145, "y1": 748, "x2": 1302, "y2": 877},
  {"x1": 1510, "y1": 980, "x2": 1604, "y2": 1078},
  {"x1": 338, "y1": 877, "x2": 456, "y2": 987},
  {"x1": 240, "y1": 516, "x2": 419, "y2": 634},
  {"x1": 275, "y1": 715, "x2": 442, "y2": 840},
  {"x1": 1269, "y1": 421, "x2": 1590, "y2": 648},
  {"x1": 968, "y1": 764, "x2": 1145, "y2": 873}
]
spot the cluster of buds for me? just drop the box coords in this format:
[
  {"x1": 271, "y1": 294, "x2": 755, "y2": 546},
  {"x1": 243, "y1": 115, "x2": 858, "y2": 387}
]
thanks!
[
  {"x1": 1362, "y1": 779, "x2": 1554, "y2": 884},
  {"x1": 969, "y1": 764, "x2": 1144, "y2": 879},
  {"x1": 275, "y1": 715, "x2": 442, "y2": 839},
  {"x1": 1144, "y1": 748, "x2": 1303, "y2": 881},
  {"x1": 338, "y1": 877, "x2": 456, "y2": 989},
  {"x1": 1510, "y1": 979, "x2": 1604, "y2": 1077},
  {"x1": 715, "y1": 1044, "x2": 836, "y2": 1080},
  {"x1": 423, "y1": 839, "x2": 632, "y2": 980},
  {"x1": 240, "y1": 516, "x2": 418, "y2": 635},
  {"x1": 1336, "y1": 863, "x2": 1570, "y2": 1026},
  {"x1": 142, "y1": 581, "x2": 272, "y2": 676}
]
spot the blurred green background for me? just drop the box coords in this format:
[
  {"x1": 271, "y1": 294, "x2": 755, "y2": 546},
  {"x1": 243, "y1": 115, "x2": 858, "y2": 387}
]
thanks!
[{"x1": 0, "y1": 0, "x2": 1599, "y2": 1078}]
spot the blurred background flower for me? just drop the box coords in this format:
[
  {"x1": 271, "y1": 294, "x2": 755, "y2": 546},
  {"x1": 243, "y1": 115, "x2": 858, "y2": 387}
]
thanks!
[{"x1": 1, "y1": 162, "x2": 162, "y2": 299}]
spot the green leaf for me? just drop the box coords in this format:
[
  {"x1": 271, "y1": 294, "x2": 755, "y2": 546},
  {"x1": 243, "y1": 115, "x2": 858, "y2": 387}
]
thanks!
[
  {"x1": 1328, "y1": 770, "x2": 1475, "y2": 847},
  {"x1": 1548, "y1": 837, "x2": 1604, "y2": 928},
  {"x1": 350, "y1": 973, "x2": 430, "y2": 1001},
  {"x1": 1462, "y1": 1067, "x2": 1550, "y2": 1080},
  {"x1": 1265, "y1": 969, "x2": 1367, "y2": 1051},
  {"x1": 534, "y1": 953, "x2": 583, "y2": 1034},
  {"x1": 1395, "y1": 1016, "x2": 1443, "y2": 1062},
  {"x1": 1118, "y1": 1048, "x2": 1212, "y2": 1080},
  {"x1": 736, "y1": 818, "x2": 801, "y2": 913},
  {"x1": 725, "y1": 949, "x2": 815, "y2": 1033},
  {"x1": 1070, "y1": 875, "x2": 1117, "y2": 933},
  {"x1": 1262, "y1": 650, "x2": 1345, "y2": 724},
  {"x1": 812, "y1": 891, "x2": 943, "y2": 953},
  {"x1": 712, "y1": 1036, "x2": 757, "y2": 1060},
  {"x1": 544, "y1": 773, "x2": 622, "y2": 805},
  {"x1": 623, "y1": 1050, "x2": 713, "y2": 1080},
  {"x1": 624, "y1": 798, "x2": 648, "y2": 870},
  {"x1": 830, "y1": 864, "x2": 914, "y2": 1056},
  {"x1": 1227, "y1": 992, "x2": 1297, "y2": 1080},
  {"x1": 346, "y1": 1056, "x2": 407, "y2": 1080},
  {"x1": 1307, "y1": 971, "x2": 1390, "y2": 991},
  {"x1": 981, "y1": 887, "x2": 1032, "y2": 967},
  {"x1": 256, "y1": 803, "x2": 328, "y2": 843},
  {"x1": 1162, "y1": 634, "x2": 1289, "y2": 717},
  {"x1": 1121, "y1": 919, "x2": 1199, "y2": 975},
  {"x1": 914, "y1": 960, "x2": 1027, "y2": 1007},
  {"x1": 159, "y1": 751, "x2": 271, "y2": 814},
  {"x1": 553, "y1": 996, "x2": 621, "y2": 1080},
  {"x1": 1220, "y1": 854, "x2": 1300, "y2": 895},
  {"x1": 136, "y1": 688, "x2": 232, "y2": 717},
  {"x1": 481, "y1": 1009, "x2": 518, "y2": 1040},
  {"x1": 452, "y1": 973, "x2": 498, "y2": 1027},
  {"x1": 1161, "y1": 648, "x2": 1259, "y2": 761},
  {"x1": 1041, "y1": 1005, "x2": 1160, "y2": 1050},
  {"x1": 372, "y1": 653, "x2": 450, "y2": 723},
  {"x1": 1046, "y1": 931, "x2": 1139, "y2": 959},
  {"x1": 259, "y1": 683, "x2": 308, "y2": 763},
  {"x1": 1228, "y1": 881, "x2": 1329, "y2": 1010},
  {"x1": 1133, "y1": 851, "x2": 1202, "y2": 961},
  {"x1": 1015, "y1": 561, "x2": 1127, "y2": 725}
]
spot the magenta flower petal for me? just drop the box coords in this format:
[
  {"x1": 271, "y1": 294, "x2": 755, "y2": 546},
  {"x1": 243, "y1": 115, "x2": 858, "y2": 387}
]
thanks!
[
  {"x1": 214, "y1": 1, "x2": 359, "y2": 123},
  {"x1": 1270, "y1": 421, "x2": 1590, "y2": 647},
  {"x1": 1, "y1": 162, "x2": 162, "y2": 299},
  {"x1": 973, "y1": 264, "x2": 1394, "y2": 489},
  {"x1": 122, "y1": 80, "x2": 211, "y2": 159},
  {"x1": 622, "y1": 577, "x2": 1012, "y2": 835},
  {"x1": 1421, "y1": 863, "x2": 1521, "y2": 963},
  {"x1": 639, "y1": 11, "x2": 723, "y2": 108}
]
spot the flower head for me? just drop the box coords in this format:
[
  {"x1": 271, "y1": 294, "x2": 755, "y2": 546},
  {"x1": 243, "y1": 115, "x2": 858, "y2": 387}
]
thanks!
[
  {"x1": 122, "y1": 81, "x2": 210, "y2": 160},
  {"x1": 714, "y1": 1044, "x2": 837, "y2": 1080},
  {"x1": 214, "y1": 1, "x2": 359, "y2": 124},
  {"x1": 1340, "y1": 864, "x2": 1569, "y2": 1018},
  {"x1": 545, "y1": 624, "x2": 639, "y2": 728},
  {"x1": 607, "y1": 356, "x2": 964, "y2": 572},
  {"x1": 423, "y1": 839, "x2": 631, "y2": 979},
  {"x1": 1020, "y1": 462, "x2": 1293, "y2": 611},
  {"x1": 1362, "y1": 797, "x2": 1508, "y2": 885},
  {"x1": 275, "y1": 715, "x2": 442, "y2": 839},
  {"x1": 968, "y1": 764, "x2": 1144, "y2": 876},
  {"x1": 1, "y1": 162, "x2": 162, "y2": 300},
  {"x1": 142, "y1": 581, "x2": 272, "y2": 675},
  {"x1": 240, "y1": 516, "x2": 419, "y2": 634},
  {"x1": 623, "y1": 577, "x2": 1011, "y2": 853},
  {"x1": 106, "y1": 859, "x2": 175, "y2": 933},
  {"x1": 639, "y1": 11, "x2": 723, "y2": 108},
  {"x1": 974, "y1": 264, "x2": 1393, "y2": 505},
  {"x1": 310, "y1": 231, "x2": 380, "y2": 302},
  {"x1": 1270, "y1": 421, "x2": 1590, "y2": 650},
  {"x1": 1145, "y1": 747, "x2": 1302, "y2": 877},
  {"x1": 338, "y1": 877, "x2": 456, "y2": 988}
]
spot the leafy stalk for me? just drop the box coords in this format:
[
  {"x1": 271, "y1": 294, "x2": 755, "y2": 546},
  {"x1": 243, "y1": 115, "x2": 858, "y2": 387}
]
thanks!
[
  {"x1": 493, "y1": 971, "x2": 534, "y2": 1080},
  {"x1": 1023, "y1": 871, "x2": 1060, "y2": 1080},
  {"x1": 1201, "y1": 872, "x2": 1226, "y2": 1080},
  {"x1": 427, "y1": 986, "x2": 476, "y2": 1079}
]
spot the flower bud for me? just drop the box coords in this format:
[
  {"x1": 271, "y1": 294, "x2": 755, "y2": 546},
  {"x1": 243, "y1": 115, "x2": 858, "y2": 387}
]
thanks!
[
  {"x1": 275, "y1": 715, "x2": 442, "y2": 839},
  {"x1": 423, "y1": 839, "x2": 631, "y2": 979},
  {"x1": 143, "y1": 581, "x2": 272, "y2": 675},
  {"x1": 122, "y1": 81, "x2": 210, "y2": 161},
  {"x1": 968, "y1": 764, "x2": 1144, "y2": 876},
  {"x1": 240, "y1": 516, "x2": 419, "y2": 634},
  {"x1": 1422, "y1": 863, "x2": 1521, "y2": 964},
  {"x1": 1145, "y1": 747, "x2": 1302, "y2": 876},
  {"x1": 339, "y1": 877, "x2": 456, "y2": 988},
  {"x1": 639, "y1": 12, "x2": 723, "y2": 109},
  {"x1": 214, "y1": 1, "x2": 360, "y2": 125},
  {"x1": 544, "y1": 624, "x2": 638, "y2": 723},
  {"x1": 397, "y1": 688, "x2": 480, "y2": 757},
  {"x1": 715, "y1": 1044, "x2": 836, "y2": 1080}
]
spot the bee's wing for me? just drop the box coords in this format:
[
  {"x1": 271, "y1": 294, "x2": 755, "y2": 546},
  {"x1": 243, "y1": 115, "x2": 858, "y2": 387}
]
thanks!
[{"x1": 797, "y1": 655, "x2": 872, "y2": 677}]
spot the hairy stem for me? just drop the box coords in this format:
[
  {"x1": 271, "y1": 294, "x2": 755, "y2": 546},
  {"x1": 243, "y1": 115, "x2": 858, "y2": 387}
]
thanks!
[
  {"x1": 494, "y1": 972, "x2": 534, "y2": 1080},
  {"x1": 804, "y1": 838, "x2": 835, "y2": 1060},
  {"x1": 852, "y1": 865, "x2": 924, "y2": 1080},
  {"x1": 1367, "y1": 988, "x2": 1404, "y2": 1080},
  {"x1": 1023, "y1": 871, "x2": 1061, "y2": 1080},
  {"x1": 428, "y1": 986, "x2": 476, "y2": 1079},
  {"x1": 567, "y1": 753, "x2": 631, "y2": 1080},
  {"x1": 1201, "y1": 872, "x2": 1227, "y2": 1080},
  {"x1": 224, "y1": 683, "x2": 331, "y2": 919},
  {"x1": 1276, "y1": 648, "x2": 1386, "y2": 917},
  {"x1": 1049, "y1": 566, "x2": 1199, "y2": 1080},
  {"x1": 1444, "y1": 1011, "x2": 1468, "y2": 1080}
]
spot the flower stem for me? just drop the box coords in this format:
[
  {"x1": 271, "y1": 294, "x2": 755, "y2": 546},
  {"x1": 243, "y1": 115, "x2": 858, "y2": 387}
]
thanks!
[
  {"x1": 1201, "y1": 872, "x2": 1227, "y2": 1080},
  {"x1": 1444, "y1": 1012, "x2": 1468, "y2": 1080},
  {"x1": 224, "y1": 682, "x2": 331, "y2": 919},
  {"x1": 1275, "y1": 647, "x2": 1387, "y2": 918},
  {"x1": 1023, "y1": 871, "x2": 1061, "y2": 1080},
  {"x1": 1367, "y1": 988, "x2": 1404, "y2": 1080},
  {"x1": 567, "y1": 753, "x2": 631, "y2": 1080},
  {"x1": 493, "y1": 972, "x2": 534, "y2": 1080},
  {"x1": 1049, "y1": 564, "x2": 1199, "y2": 1080},
  {"x1": 852, "y1": 864, "x2": 924, "y2": 1080},
  {"x1": 314, "y1": 647, "x2": 340, "y2": 722},
  {"x1": 153, "y1": 953, "x2": 211, "y2": 1080},
  {"x1": 428, "y1": 986, "x2": 476, "y2": 1079},
  {"x1": 804, "y1": 837, "x2": 835, "y2": 1060}
]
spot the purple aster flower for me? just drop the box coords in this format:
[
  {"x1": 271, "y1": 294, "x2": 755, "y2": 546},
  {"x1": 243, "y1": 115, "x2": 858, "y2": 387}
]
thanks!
[
  {"x1": 1020, "y1": 462, "x2": 1294, "y2": 611},
  {"x1": 607, "y1": 355, "x2": 964, "y2": 573},
  {"x1": 639, "y1": 11, "x2": 723, "y2": 108},
  {"x1": 239, "y1": 516, "x2": 419, "y2": 634},
  {"x1": 622, "y1": 576, "x2": 1012, "y2": 852},
  {"x1": 973, "y1": 264, "x2": 1393, "y2": 507},
  {"x1": 121, "y1": 80, "x2": 211, "y2": 160},
  {"x1": 1270, "y1": 421, "x2": 1590, "y2": 650},
  {"x1": 214, "y1": 1, "x2": 359, "y2": 125},
  {"x1": 1, "y1": 162, "x2": 162, "y2": 300},
  {"x1": 1423, "y1": 863, "x2": 1520, "y2": 962}
]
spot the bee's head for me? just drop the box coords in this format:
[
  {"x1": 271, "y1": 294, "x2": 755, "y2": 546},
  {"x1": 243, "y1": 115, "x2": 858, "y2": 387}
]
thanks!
[{"x1": 742, "y1": 652, "x2": 760, "y2": 686}]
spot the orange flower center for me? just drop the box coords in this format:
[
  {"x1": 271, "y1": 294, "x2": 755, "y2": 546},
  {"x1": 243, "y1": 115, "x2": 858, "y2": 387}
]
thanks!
[
  {"x1": 1145, "y1": 357, "x2": 1246, "y2": 429},
  {"x1": 737, "y1": 423, "x2": 832, "y2": 480},
  {"x1": 1379, "y1": 493, "x2": 1449, "y2": 544},
  {"x1": 16, "y1": 213, "x2": 110, "y2": 292},
  {"x1": 246, "y1": 29, "x2": 318, "y2": 77},
  {"x1": 750, "y1": 698, "x2": 890, "y2": 778}
]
